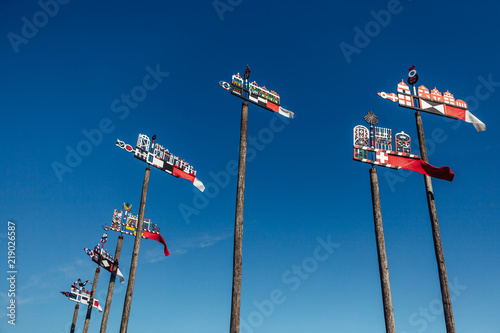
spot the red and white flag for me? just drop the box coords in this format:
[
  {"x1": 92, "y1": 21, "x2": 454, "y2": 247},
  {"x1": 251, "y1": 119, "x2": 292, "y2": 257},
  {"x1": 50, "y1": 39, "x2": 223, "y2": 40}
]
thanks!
[
  {"x1": 373, "y1": 150, "x2": 454, "y2": 181},
  {"x1": 418, "y1": 98, "x2": 486, "y2": 132},
  {"x1": 353, "y1": 146, "x2": 454, "y2": 181},
  {"x1": 94, "y1": 300, "x2": 103, "y2": 312},
  {"x1": 172, "y1": 167, "x2": 205, "y2": 192}
]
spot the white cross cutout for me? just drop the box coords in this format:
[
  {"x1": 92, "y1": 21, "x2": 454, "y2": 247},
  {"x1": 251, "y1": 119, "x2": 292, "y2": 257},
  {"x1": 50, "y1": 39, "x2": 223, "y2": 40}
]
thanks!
[{"x1": 377, "y1": 151, "x2": 389, "y2": 164}]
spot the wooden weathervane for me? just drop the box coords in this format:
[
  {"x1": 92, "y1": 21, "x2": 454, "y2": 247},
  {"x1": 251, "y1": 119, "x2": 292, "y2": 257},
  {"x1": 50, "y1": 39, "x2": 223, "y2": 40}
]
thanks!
[
  {"x1": 61, "y1": 279, "x2": 103, "y2": 312},
  {"x1": 116, "y1": 134, "x2": 205, "y2": 192},
  {"x1": 353, "y1": 111, "x2": 454, "y2": 181},
  {"x1": 219, "y1": 65, "x2": 294, "y2": 118},
  {"x1": 103, "y1": 203, "x2": 170, "y2": 256},
  {"x1": 378, "y1": 65, "x2": 485, "y2": 131},
  {"x1": 84, "y1": 233, "x2": 126, "y2": 283}
]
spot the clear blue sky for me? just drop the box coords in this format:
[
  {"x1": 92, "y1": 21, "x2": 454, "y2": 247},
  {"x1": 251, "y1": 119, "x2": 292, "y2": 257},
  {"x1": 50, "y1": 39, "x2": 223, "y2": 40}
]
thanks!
[{"x1": 1, "y1": 0, "x2": 499, "y2": 332}]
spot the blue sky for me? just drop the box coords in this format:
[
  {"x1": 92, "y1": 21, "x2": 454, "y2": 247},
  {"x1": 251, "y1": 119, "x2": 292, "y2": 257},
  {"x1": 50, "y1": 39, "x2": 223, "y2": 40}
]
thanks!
[{"x1": 1, "y1": 0, "x2": 499, "y2": 332}]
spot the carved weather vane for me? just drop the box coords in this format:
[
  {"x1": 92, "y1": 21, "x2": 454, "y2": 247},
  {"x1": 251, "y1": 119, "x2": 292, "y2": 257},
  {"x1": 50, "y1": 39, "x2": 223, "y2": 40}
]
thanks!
[
  {"x1": 219, "y1": 66, "x2": 294, "y2": 118},
  {"x1": 84, "y1": 233, "x2": 126, "y2": 282},
  {"x1": 116, "y1": 133, "x2": 205, "y2": 191},
  {"x1": 61, "y1": 279, "x2": 103, "y2": 312},
  {"x1": 353, "y1": 111, "x2": 454, "y2": 181},
  {"x1": 377, "y1": 66, "x2": 485, "y2": 131},
  {"x1": 102, "y1": 203, "x2": 170, "y2": 256}
]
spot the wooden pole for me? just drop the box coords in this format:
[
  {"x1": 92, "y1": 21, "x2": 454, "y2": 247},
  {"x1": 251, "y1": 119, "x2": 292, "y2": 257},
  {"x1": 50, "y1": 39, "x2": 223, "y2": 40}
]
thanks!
[
  {"x1": 120, "y1": 166, "x2": 151, "y2": 333},
  {"x1": 369, "y1": 167, "x2": 396, "y2": 333},
  {"x1": 83, "y1": 267, "x2": 100, "y2": 333},
  {"x1": 100, "y1": 235, "x2": 124, "y2": 333},
  {"x1": 415, "y1": 111, "x2": 455, "y2": 333},
  {"x1": 229, "y1": 101, "x2": 248, "y2": 333},
  {"x1": 70, "y1": 303, "x2": 79, "y2": 333}
]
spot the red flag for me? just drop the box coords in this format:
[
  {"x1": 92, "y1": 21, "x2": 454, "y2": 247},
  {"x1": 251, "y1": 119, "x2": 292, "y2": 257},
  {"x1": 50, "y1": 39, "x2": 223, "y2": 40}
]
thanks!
[
  {"x1": 353, "y1": 146, "x2": 454, "y2": 182},
  {"x1": 376, "y1": 151, "x2": 454, "y2": 181},
  {"x1": 143, "y1": 230, "x2": 170, "y2": 256},
  {"x1": 420, "y1": 160, "x2": 454, "y2": 182}
]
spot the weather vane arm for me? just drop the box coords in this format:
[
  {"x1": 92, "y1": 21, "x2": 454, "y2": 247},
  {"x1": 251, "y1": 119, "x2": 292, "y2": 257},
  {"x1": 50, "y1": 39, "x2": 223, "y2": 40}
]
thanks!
[
  {"x1": 219, "y1": 67, "x2": 294, "y2": 118},
  {"x1": 377, "y1": 66, "x2": 485, "y2": 131},
  {"x1": 116, "y1": 134, "x2": 205, "y2": 191}
]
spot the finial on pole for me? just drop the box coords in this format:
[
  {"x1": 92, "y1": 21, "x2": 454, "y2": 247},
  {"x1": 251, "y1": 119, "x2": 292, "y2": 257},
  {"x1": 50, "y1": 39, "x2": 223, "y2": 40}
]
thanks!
[
  {"x1": 364, "y1": 110, "x2": 378, "y2": 125},
  {"x1": 408, "y1": 65, "x2": 418, "y2": 85},
  {"x1": 244, "y1": 65, "x2": 250, "y2": 80}
]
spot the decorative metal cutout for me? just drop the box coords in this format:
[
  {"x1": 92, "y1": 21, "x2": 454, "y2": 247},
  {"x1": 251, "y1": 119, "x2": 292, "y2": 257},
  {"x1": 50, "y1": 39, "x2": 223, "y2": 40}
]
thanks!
[
  {"x1": 395, "y1": 131, "x2": 411, "y2": 153},
  {"x1": 374, "y1": 127, "x2": 392, "y2": 151},
  {"x1": 353, "y1": 125, "x2": 370, "y2": 161}
]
